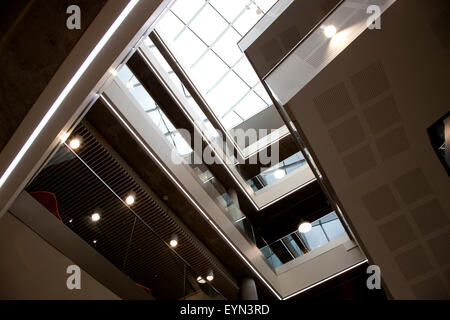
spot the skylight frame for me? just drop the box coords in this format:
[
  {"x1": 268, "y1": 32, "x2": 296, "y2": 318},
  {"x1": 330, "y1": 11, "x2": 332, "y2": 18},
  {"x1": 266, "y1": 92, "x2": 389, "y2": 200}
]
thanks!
[
  {"x1": 117, "y1": 64, "x2": 194, "y2": 156},
  {"x1": 154, "y1": 0, "x2": 285, "y2": 160}
]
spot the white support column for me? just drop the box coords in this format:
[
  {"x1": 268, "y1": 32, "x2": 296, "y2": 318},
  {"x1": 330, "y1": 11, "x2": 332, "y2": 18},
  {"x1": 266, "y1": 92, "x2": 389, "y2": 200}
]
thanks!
[{"x1": 240, "y1": 277, "x2": 259, "y2": 300}]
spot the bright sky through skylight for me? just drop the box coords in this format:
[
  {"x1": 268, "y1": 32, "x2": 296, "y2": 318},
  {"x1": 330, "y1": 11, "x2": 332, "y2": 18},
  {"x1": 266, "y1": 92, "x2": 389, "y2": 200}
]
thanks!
[
  {"x1": 155, "y1": 0, "x2": 277, "y2": 130},
  {"x1": 117, "y1": 65, "x2": 193, "y2": 156}
]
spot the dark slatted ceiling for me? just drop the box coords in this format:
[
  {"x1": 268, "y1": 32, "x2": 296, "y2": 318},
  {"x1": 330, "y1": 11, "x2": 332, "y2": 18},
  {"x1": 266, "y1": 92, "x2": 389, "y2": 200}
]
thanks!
[{"x1": 26, "y1": 123, "x2": 237, "y2": 300}]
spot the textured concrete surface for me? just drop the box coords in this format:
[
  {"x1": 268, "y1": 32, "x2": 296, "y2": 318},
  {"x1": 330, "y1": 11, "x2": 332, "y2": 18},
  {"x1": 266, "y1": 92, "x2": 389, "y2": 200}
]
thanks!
[{"x1": 0, "y1": 0, "x2": 106, "y2": 152}]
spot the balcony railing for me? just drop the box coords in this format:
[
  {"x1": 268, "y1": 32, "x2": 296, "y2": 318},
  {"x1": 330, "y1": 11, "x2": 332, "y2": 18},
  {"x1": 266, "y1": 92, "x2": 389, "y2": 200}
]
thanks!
[{"x1": 26, "y1": 138, "x2": 224, "y2": 300}]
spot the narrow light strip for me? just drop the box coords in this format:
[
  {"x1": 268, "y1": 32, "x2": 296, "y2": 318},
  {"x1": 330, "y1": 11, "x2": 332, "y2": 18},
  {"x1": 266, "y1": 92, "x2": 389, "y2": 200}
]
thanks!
[
  {"x1": 0, "y1": 0, "x2": 139, "y2": 189},
  {"x1": 282, "y1": 259, "x2": 369, "y2": 300},
  {"x1": 101, "y1": 94, "x2": 282, "y2": 300}
]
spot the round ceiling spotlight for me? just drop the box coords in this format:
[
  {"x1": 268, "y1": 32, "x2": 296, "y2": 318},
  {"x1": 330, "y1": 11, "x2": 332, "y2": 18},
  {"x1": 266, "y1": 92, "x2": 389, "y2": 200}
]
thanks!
[
  {"x1": 196, "y1": 276, "x2": 207, "y2": 284},
  {"x1": 91, "y1": 212, "x2": 101, "y2": 222},
  {"x1": 298, "y1": 221, "x2": 312, "y2": 233},
  {"x1": 323, "y1": 25, "x2": 337, "y2": 38},
  {"x1": 69, "y1": 138, "x2": 81, "y2": 150},
  {"x1": 169, "y1": 234, "x2": 178, "y2": 248},
  {"x1": 273, "y1": 169, "x2": 286, "y2": 180},
  {"x1": 125, "y1": 194, "x2": 136, "y2": 206},
  {"x1": 93, "y1": 239, "x2": 98, "y2": 244},
  {"x1": 206, "y1": 270, "x2": 214, "y2": 282}
]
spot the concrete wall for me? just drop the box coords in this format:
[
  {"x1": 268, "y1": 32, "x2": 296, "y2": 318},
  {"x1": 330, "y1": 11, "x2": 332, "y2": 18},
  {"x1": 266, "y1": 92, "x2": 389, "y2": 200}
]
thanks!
[
  {"x1": 0, "y1": 212, "x2": 120, "y2": 300},
  {"x1": 0, "y1": 0, "x2": 107, "y2": 153},
  {"x1": 275, "y1": 0, "x2": 450, "y2": 299}
]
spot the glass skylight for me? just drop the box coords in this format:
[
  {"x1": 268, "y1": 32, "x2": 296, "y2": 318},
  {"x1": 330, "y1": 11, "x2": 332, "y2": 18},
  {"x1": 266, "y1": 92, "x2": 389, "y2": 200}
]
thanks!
[
  {"x1": 117, "y1": 65, "x2": 193, "y2": 156},
  {"x1": 144, "y1": 38, "x2": 223, "y2": 143},
  {"x1": 155, "y1": 0, "x2": 278, "y2": 130}
]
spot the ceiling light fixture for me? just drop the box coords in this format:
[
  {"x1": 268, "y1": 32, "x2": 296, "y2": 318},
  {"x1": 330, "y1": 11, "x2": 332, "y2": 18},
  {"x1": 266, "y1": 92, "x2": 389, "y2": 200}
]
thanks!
[
  {"x1": 206, "y1": 270, "x2": 214, "y2": 282},
  {"x1": 169, "y1": 239, "x2": 178, "y2": 248},
  {"x1": 91, "y1": 212, "x2": 101, "y2": 222},
  {"x1": 196, "y1": 276, "x2": 206, "y2": 284},
  {"x1": 125, "y1": 194, "x2": 135, "y2": 206},
  {"x1": 273, "y1": 169, "x2": 286, "y2": 179},
  {"x1": 93, "y1": 239, "x2": 97, "y2": 244},
  {"x1": 323, "y1": 25, "x2": 337, "y2": 38},
  {"x1": 169, "y1": 234, "x2": 178, "y2": 248},
  {"x1": 69, "y1": 138, "x2": 81, "y2": 150},
  {"x1": 298, "y1": 221, "x2": 312, "y2": 233}
]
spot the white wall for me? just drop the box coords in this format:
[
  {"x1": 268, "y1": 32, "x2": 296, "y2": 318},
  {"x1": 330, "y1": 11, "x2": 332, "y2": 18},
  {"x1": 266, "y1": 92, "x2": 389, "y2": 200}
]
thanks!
[
  {"x1": 274, "y1": 0, "x2": 450, "y2": 299},
  {"x1": 0, "y1": 212, "x2": 120, "y2": 300}
]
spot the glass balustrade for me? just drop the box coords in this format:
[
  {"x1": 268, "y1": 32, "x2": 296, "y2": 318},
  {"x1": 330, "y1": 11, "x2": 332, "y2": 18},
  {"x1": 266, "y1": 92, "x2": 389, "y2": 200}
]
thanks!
[
  {"x1": 247, "y1": 151, "x2": 308, "y2": 191},
  {"x1": 117, "y1": 64, "x2": 264, "y2": 248},
  {"x1": 144, "y1": 28, "x2": 310, "y2": 200},
  {"x1": 260, "y1": 212, "x2": 347, "y2": 269},
  {"x1": 26, "y1": 141, "x2": 224, "y2": 300},
  {"x1": 115, "y1": 61, "x2": 350, "y2": 271}
]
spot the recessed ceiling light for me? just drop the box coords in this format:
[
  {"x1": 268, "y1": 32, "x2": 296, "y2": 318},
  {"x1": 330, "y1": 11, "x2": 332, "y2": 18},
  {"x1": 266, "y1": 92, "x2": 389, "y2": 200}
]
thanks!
[
  {"x1": 169, "y1": 239, "x2": 178, "y2": 248},
  {"x1": 125, "y1": 194, "x2": 135, "y2": 205},
  {"x1": 93, "y1": 239, "x2": 97, "y2": 244},
  {"x1": 323, "y1": 25, "x2": 337, "y2": 38},
  {"x1": 206, "y1": 270, "x2": 214, "y2": 282},
  {"x1": 69, "y1": 218, "x2": 73, "y2": 223},
  {"x1": 196, "y1": 276, "x2": 206, "y2": 284},
  {"x1": 91, "y1": 212, "x2": 101, "y2": 222},
  {"x1": 169, "y1": 234, "x2": 178, "y2": 248},
  {"x1": 273, "y1": 169, "x2": 286, "y2": 179},
  {"x1": 69, "y1": 138, "x2": 81, "y2": 150},
  {"x1": 298, "y1": 221, "x2": 312, "y2": 233}
]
